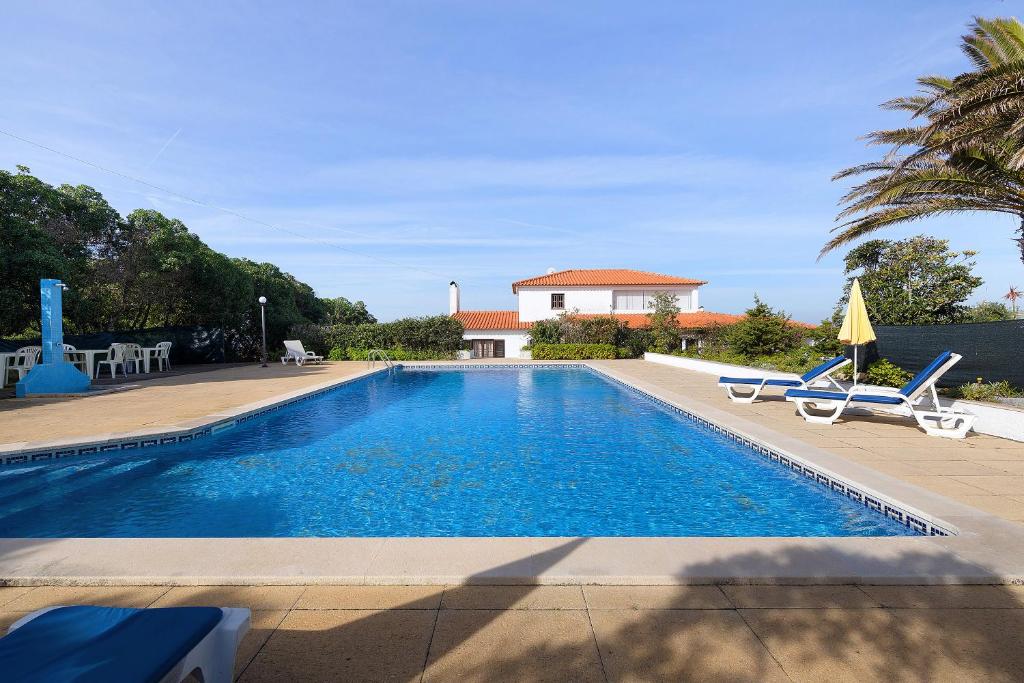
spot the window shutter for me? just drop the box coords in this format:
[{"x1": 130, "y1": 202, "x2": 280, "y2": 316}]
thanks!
[{"x1": 494, "y1": 340, "x2": 505, "y2": 358}]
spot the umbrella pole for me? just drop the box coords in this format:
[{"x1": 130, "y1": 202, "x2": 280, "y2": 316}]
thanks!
[{"x1": 853, "y1": 345, "x2": 858, "y2": 386}]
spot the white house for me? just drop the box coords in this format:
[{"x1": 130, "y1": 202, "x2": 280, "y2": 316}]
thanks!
[{"x1": 450, "y1": 268, "x2": 746, "y2": 358}]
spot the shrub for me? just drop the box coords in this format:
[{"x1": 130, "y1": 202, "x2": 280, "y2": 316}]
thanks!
[
  {"x1": 327, "y1": 347, "x2": 347, "y2": 361},
  {"x1": 579, "y1": 316, "x2": 629, "y2": 346},
  {"x1": 647, "y1": 292, "x2": 682, "y2": 353},
  {"x1": 864, "y1": 358, "x2": 912, "y2": 388},
  {"x1": 291, "y1": 316, "x2": 465, "y2": 356},
  {"x1": 726, "y1": 296, "x2": 801, "y2": 357},
  {"x1": 527, "y1": 318, "x2": 563, "y2": 346},
  {"x1": 958, "y1": 380, "x2": 1022, "y2": 401},
  {"x1": 619, "y1": 327, "x2": 654, "y2": 358},
  {"x1": 531, "y1": 343, "x2": 617, "y2": 360},
  {"x1": 804, "y1": 315, "x2": 845, "y2": 357},
  {"x1": 339, "y1": 347, "x2": 457, "y2": 361}
]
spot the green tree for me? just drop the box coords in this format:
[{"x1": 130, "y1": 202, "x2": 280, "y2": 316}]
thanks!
[
  {"x1": 840, "y1": 236, "x2": 983, "y2": 325},
  {"x1": 967, "y1": 300, "x2": 1014, "y2": 322},
  {"x1": 0, "y1": 166, "x2": 337, "y2": 362},
  {"x1": 0, "y1": 166, "x2": 114, "y2": 335},
  {"x1": 725, "y1": 296, "x2": 800, "y2": 357},
  {"x1": 646, "y1": 291, "x2": 681, "y2": 353},
  {"x1": 804, "y1": 311, "x2": 845, "y2": 357},
  {"x1": 826, "y1": 17, "x2": 1024, "y2": 264},
  {"x1": 324, "y1": 297, "x2": 376, "y2": 325}
]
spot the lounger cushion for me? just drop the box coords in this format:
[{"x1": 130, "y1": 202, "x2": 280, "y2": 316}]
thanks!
[
  {"x1": 785, "y1": 388, "x2": 904, "y2": 405},
  {"x1": 899, "y1": 351, "x2": 955, "y2": 396},
  {"x1": 0, "y1": 605, "x2": 222, "y2": 683},
  {"x1": 799, "y1": 356, "x2": 848, "y2": 383},
  {"x1": 719, "y1": 377, "x2": 802, "y2": 387}
]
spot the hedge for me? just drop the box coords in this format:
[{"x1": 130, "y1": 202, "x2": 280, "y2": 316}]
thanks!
[
  {"x1": 531, "y1": 343, "x2": 617, "y2": 360},
  {"x1": 332, "y1": 347, "x2": 456, "y2": 361},
  {"x1": 290, "y1": 316, "x2": 465, "y2": 356}
]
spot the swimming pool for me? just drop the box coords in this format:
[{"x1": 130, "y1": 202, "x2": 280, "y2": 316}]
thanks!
[{"x1": 0, "y1": 367, "x2": 917, "y2": 537}]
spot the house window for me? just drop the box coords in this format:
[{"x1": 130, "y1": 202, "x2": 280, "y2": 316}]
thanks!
[
  {"x1": 551, "y1": 293, "x2": 565, "y2": 310},
  {"x1": 613, "y1": 291, "x2": 644, "y2": 311},
  {"x1": 613, "y1": 290, "x2": 687, "y2": 311},
  {"x1": 472, "y1": 339, "x2": 505, "y2": 358}
]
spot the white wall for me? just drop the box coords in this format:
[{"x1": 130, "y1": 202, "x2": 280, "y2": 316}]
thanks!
[
  {"x1": 463, "y1": 331, "x2": 531, "y2": 358},
  {"x1": 517, "y1": 285, "x2": 699, "y2": 321}
]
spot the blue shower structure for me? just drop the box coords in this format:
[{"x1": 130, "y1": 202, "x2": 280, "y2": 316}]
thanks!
[{"x1": 15, "y1": 279, "x2": 91, "y2": 397}]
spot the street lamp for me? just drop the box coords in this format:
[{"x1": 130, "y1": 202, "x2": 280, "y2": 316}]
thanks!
[{"x1": 258, "y1": 296, "x2": 268, "y2": 367}]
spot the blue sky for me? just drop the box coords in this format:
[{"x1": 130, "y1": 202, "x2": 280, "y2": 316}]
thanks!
[{"x1": 3, "y1": 1, "x2": 1021, "y2": 322}]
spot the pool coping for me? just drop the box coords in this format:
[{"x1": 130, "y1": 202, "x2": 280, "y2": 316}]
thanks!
[
  {"x1": 0, "y1": 365, "x2": 393, "y2": 466},
  {"x1": 2, "y1": 360, "x2": 1024, "y2": 586}
]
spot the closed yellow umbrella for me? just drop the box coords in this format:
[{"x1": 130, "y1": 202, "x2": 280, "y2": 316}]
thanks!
[{"x1": 838, "y1": 278, "x2": 876, "y2": 385}]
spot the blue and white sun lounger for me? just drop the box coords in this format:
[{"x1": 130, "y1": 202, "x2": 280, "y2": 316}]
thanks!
[
  {"x1": 784, "y1": 351, "x2": 976, "y2": 439},
  {"x1": 0, "y1": 605, "x2": 250, "y2": 683},
  {"x1": 718, "y1": 355, "x2": 851, "y2": 404}
]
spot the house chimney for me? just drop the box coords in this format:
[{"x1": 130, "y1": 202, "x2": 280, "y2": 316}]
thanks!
[
  {"x1": 449, "y1": 281, "x2": 460, "y2": 315},
  {"x1": 546, "y1": 267, "x2": 556, "y2": 274}
]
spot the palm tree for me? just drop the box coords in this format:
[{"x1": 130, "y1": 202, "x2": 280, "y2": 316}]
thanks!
[
  {"x1": 1006, "y1": 285, "x2": 1022, "y2": 316},
  {"x1": 825, "y1": 18, "x2": 1024, "y2": 264}
]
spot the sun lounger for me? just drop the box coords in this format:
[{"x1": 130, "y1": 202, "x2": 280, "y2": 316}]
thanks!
[
  {"x1": 281, "y1": 339, "x2": 323, "y2": 366},
  {"x1": 718, "y1": 355, "x2": 850, "y2": 404},
  {"x1": 784, "y1": 351, "x2": 976, "y2": 439},
  {"x1": 0, "y1": 605, "x2": 250, "y2": 683}
]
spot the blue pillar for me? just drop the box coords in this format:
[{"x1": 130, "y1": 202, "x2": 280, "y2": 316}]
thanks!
[{"x1": 15, "y1": 279, "x2": 91, "y2": 397}]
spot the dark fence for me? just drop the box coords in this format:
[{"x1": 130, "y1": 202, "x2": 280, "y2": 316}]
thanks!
[
  {"x1": 0, "y1": 325, "x2": 225, "y2": 364},
  {"x1": 862, "y1": 319, "x2": 1024, "y2": 388}
]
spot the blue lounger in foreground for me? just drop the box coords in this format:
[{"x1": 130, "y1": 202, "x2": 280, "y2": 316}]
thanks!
[
  {"x1": 0, "y1": 605, "x2": 250, "y2": 683},
  {"x1": 784, "y1": 351, "x2": 977, "y2": 439},
  {"x1": 718, "y1": 355, "x2": 850, "y2": 404}
]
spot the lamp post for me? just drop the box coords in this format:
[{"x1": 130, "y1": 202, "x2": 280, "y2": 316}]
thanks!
[{"x1": 258, "y1": 296, "x2": 268, "y2": 367}]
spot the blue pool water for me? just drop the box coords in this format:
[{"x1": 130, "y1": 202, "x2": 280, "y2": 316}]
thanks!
[{"x1": 0, "y1": 367, "x2": 916, "y2": 537}]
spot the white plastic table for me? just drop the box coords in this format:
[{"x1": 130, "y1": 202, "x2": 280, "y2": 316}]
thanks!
[
  {"x1": 75, "y1": 349, "x2": 111, "y2": 379},
  {"x1": 140, "y1": 347, "x2": 159, "y2": 373}
]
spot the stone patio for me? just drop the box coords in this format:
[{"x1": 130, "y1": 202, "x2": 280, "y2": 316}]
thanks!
[{"x1": 4, "y1": 583, "x2": 1024, "y2": 681}]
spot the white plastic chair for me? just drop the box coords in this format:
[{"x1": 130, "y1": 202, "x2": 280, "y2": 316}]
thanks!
[
  {"x1": 62, "y1": 343, "x2": 88, "y2": 374},
  {"x1": 153, "y1": 341, "x2": 173, "y2": 371},
  {"x1": 96, "y1": 344, "x2": 128, "y2": 379},
  {"x1": 122, "y1": 343, "x2": 145, "y2": 374},
  {"x1": 280, "y1": 340, "x2": 323, "y2": 366},
  {"x1": 6, "y1": 346, "x2": 41, "y2": 384}
]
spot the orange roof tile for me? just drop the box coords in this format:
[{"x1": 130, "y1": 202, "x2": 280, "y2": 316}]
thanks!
[
  {"x1": 452, "y1": 310, "x2": 531, "y2": 330},
  {"x1": 511, "y1": 269, "x2": 707, "y2": 292}
]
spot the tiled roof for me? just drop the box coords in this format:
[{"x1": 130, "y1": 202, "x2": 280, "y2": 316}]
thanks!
[
  {"x1": 453, "y1": 310, "x2": 814, "y2": 331},
  {"x1": 511, "y1": 269, "x2": 707, "y2": 292},
  {"x1": 452, "y1": 310, "x2": 531, "y2": 330}
]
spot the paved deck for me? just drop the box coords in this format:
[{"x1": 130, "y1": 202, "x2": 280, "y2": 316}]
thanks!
[
  {"x1": 591, "y1": 360, "x2": 1024, "y2": 526},
  {"x1": 3, "y1": 583, "x2": 1024, "y2": 681},
  {"x1": 0, "y1": 362, "x2": 371, "y2": 444}
]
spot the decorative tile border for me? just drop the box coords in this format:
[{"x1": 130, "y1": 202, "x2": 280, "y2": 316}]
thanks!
[
  {"x1": 0, "y1": 362, "x2": 954, "y2": 537},
  {"x1": 584, "y1": 365, "x2": 954, "y2": 537},
  {"x1": 403, "y1": 363, "x2": 584, "y2": 370}
]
